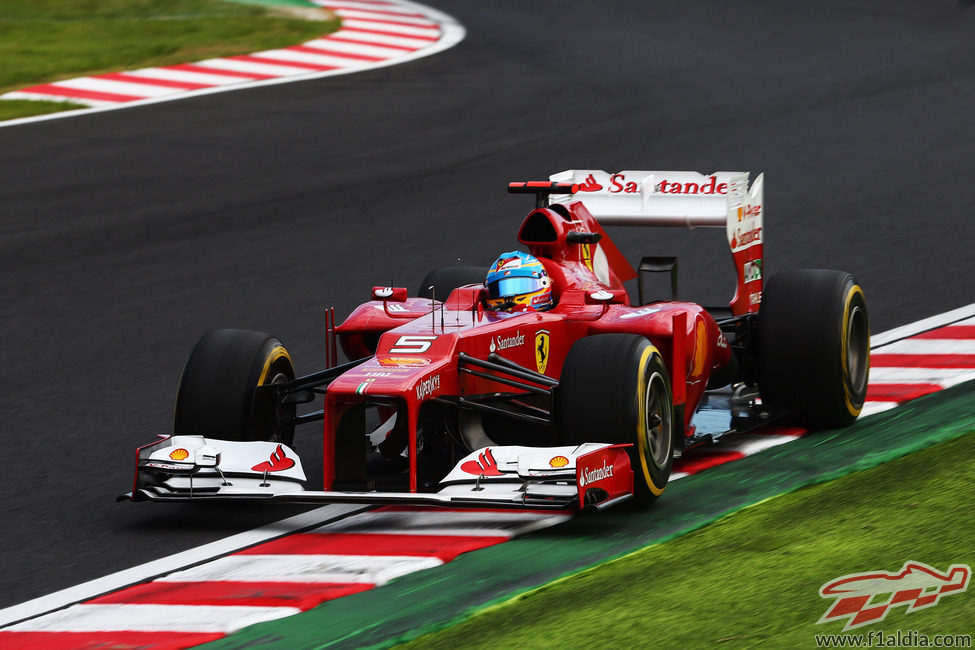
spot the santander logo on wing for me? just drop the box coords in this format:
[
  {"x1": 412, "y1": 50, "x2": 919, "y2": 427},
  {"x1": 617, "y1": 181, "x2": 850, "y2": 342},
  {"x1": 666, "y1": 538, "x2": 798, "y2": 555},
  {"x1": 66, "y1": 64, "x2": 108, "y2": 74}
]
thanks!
[
  {"x1": 818, "y1": 561, "x2": 971, "y2": 631},
  {"x1": 251, "y1": 444, "x2": 296, "y2": 473},
  {"x1": 461, "y1": 448, "x2": 504, "y2": 476},
  {"x1": 575, "y1": 173, "x2": 604, "y2": 192}
]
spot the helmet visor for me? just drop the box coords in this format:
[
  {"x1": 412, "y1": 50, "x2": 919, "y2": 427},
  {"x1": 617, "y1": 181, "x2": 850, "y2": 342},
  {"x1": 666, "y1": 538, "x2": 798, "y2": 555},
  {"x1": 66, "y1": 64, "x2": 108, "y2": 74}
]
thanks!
[{"x1": 487, "y1": 276, "x2": 543, "y2": 299}]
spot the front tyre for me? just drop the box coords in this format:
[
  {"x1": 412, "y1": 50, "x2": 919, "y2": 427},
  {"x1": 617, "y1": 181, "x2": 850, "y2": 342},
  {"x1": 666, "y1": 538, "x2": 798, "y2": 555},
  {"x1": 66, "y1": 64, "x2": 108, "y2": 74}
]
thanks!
[
  {"x1": 173, "y1": 329, "x2": 296, "y2": 445},
  {"x1": 758, "y1": 269, "x2": 870, "y2": 428},
  {"x1": 557, "y1": 334, "x2": 674, "y2": 507}
]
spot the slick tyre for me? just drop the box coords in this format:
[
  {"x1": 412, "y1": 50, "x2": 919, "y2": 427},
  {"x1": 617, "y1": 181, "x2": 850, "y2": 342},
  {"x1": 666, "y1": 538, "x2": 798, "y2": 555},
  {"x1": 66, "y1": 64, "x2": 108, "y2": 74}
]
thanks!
[
  {"x1": 417, "y1": 266, "x2": 488, "y2": 300},
  {"x1": 558, "y1": 334, "x2": 674, "y2": 507},
  {"x1": 758, "y1": 269, "x2": 870, "y2": 428},
  {"x1": 174, "y1": 329, "x2": 296, "y2": 444}
]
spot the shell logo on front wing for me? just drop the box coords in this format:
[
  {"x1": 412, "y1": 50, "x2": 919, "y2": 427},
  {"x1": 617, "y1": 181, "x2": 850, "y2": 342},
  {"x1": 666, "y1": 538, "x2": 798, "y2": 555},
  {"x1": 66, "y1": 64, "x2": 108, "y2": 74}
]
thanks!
[
  {"x1": 549, "y1": 455, "x2": 569, "y2": 468},
  {"x1": 169, "y1": 448, "x2": 189, "y2": 461}
]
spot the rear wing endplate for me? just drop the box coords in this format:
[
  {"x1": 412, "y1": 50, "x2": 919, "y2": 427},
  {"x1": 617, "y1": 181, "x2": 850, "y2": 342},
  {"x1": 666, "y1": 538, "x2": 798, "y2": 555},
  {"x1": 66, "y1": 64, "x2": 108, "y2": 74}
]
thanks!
[{"x1": 547, "y1": 170, "x2": 765, "y2": 314}]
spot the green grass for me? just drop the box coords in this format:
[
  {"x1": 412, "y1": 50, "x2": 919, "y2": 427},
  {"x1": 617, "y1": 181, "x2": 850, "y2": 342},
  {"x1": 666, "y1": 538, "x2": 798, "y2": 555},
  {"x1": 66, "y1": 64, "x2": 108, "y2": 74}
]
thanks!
[
  {"x1": 401, "y1": 432, "x2": 975, "y2": 649},
  {"x1": 0, "y1": 0, "x2": 338, "y2": 119}
]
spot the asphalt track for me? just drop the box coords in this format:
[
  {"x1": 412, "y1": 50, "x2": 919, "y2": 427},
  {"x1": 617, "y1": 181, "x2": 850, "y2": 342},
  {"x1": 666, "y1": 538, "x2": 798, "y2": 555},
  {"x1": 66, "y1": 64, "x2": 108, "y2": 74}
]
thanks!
[{"x1": 2, "y1": 0, "x2": 975, "y2": 611}]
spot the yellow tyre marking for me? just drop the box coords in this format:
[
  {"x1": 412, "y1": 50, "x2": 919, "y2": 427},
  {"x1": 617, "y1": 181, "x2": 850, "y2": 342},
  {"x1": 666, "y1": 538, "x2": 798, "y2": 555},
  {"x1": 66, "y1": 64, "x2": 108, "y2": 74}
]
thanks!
[
  {"x1": 840, "y1": 285, "x2": 867, "y2": 416},
  {"x1": 258, "y1": 345, "x2": 292, "y2": 385},
  {"x1": 636, "y1": 344, "x2": 667, "y2": 496}
]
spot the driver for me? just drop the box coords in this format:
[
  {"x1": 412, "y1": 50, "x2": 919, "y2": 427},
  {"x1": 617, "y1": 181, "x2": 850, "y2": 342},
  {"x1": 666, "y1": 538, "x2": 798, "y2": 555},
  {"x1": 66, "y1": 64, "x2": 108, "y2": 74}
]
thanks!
[{"x1": 484, "y1": 251, "x2": 554, "y2": 311}]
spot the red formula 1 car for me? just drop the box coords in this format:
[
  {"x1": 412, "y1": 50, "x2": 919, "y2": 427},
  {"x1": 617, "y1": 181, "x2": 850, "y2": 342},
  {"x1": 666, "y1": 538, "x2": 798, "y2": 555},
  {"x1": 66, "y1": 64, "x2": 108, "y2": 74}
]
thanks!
[{"x1": 123, "y1": 170, "x2": 870, "y2": 512}]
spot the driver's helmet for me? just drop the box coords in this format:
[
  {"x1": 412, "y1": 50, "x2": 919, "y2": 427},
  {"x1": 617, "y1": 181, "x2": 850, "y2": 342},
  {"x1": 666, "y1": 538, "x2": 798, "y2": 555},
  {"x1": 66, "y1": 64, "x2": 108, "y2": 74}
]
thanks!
[{"x1": 485, "y1": 251, "x2": 554, "y2": 311}]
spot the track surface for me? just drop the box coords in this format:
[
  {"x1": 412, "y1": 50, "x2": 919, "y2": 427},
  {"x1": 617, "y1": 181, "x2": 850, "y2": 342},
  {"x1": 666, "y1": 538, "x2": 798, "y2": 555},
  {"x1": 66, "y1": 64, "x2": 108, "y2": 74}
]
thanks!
[{"x1": 1, "y1": 0, "x2": 974, "y2": 609}]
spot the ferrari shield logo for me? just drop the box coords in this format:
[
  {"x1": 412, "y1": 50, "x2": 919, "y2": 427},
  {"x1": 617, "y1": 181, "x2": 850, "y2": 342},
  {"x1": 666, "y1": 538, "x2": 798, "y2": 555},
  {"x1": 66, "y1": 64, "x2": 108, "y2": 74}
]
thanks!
[{"x1": 535, "y1": 329, "x2": 550, "y2": 374}]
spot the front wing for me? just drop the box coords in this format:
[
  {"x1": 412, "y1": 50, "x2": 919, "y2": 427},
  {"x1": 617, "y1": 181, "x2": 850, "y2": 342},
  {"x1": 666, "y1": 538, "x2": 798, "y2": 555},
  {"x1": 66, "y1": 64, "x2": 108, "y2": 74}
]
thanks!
[{"x1": 123, "y1": 436, "x2": 634, "y2": 512}]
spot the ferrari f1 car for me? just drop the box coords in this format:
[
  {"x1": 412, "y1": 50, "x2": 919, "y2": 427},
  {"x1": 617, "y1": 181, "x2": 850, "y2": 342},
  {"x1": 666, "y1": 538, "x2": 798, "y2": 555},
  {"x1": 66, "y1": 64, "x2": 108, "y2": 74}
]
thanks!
[{"x1": 123, "y1": 170, "x2": 870, "y2": 512}]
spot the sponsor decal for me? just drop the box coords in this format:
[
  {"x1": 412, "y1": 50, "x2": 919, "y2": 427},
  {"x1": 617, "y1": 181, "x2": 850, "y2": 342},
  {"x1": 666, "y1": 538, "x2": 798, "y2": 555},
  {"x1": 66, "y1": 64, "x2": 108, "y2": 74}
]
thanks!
[
  {"x1": 581, "y1": 242, "x2": 594, "y2": 271},
  {"x1": 731, "y1": 203, "x2": 762, "y2": 253},
  {"x1": 549, "y1": 455, "x2": 569, "y2": 468},
  {"x1": 744, "y1": 259, "x2": 762, "y2": 283},
  {"x1": 378, "y1": 357, "x2": 431, "y2": 367},
  {"x1": 535, "y1": 329, "x2": 551, "y2": 374},
  {"x1": 490, "y1": 331, "x2": 526, "y2": 354},
  {"x1": 656, "y1": 176, "x2": 728, "y2": 195},
  {"x1": 389, "y1": 334, "x2": 437, "y2": 354},
  {"x1": 749, "y1": 291, "x2": 762, "y2": 306},
  {"x1": 415, "y1": 374, "x2": 441, "y2": 401},
  {"x1": 497, "y1": 256, "x2": 522, "y2": 270},
  {"x1": 251, "y1": 444, "x2": 296, "y2": 473},
  {"x1": 731, "y1": 226, "x2": 762, "y2": 251},
  {"x1": 574, "y1": 172, "x2": 730, "y2": 196},
  {"x1": 717, "y1": 332, "x2": 729, "y2": 349},
  {"x1": 620, "y1": 306, "x2": 662, "y2": 320},
  {"x1": 460, "y1": 448, "x2": 504, "y2": 476},
  {"x1": 363, "y1": 371, "x2": 393, "y2": 377},
  {"x1": 737, "y1": 203, "x2": 762, "y2": 221},
  {"x1": 691, "y1": 320, "x2": 708, "y2": 376},
  {"x1": 146, "y1": 461, "x2": 186, "y2": 471},
  {"x1": 374, "y1": 302, "x2": 407, "y2": 313},
  {"x1": 575, "y1": 173, "x2": 604, "y2": 192},
  {"x1": 169, "y1": 448, "x2": 189, "y2": 461},
  {"x1": 609, "y1": 174, "x2": 640, "y2": 193},
  {"x1": 579, "y1": 458, "x2": 614, "y2": 487},
  {"x1": 574, "y1": 173, "x2": 642, "y2": 194},
  {"x1": 818, "y1": 561, "x2": 971, "y2": 631}
]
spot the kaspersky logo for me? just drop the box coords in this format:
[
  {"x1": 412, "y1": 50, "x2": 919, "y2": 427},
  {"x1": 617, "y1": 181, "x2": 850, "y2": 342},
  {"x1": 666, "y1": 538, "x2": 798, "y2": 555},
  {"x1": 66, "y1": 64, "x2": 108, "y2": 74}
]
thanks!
[{"x1": 817, "y1": 561, "x2": 970, "y2": 631}]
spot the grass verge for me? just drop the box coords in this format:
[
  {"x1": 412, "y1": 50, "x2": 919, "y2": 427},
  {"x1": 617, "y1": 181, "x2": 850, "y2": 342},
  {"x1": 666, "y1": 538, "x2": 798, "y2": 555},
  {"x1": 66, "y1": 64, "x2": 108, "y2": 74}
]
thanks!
[
  {"x1": 0, "y1": 0, "x2": 338, "y2": 120},
  {"x1": 401, "y1": 432, "x2": 975, "y2": 649}
]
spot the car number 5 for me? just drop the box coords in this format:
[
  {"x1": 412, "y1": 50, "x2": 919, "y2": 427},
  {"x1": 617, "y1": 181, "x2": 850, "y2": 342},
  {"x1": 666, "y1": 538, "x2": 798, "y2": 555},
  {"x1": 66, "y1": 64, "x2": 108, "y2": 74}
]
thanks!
[{"x1": 390, "y1": 335, "x2": 437, "y2": 353}]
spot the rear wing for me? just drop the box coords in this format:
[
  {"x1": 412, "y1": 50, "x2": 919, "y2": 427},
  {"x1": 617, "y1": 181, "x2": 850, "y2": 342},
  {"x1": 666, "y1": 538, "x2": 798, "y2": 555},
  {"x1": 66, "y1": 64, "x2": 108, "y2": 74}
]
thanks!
[{"x1": 547, "y1": 170, "x2": 764, "y2": 315}]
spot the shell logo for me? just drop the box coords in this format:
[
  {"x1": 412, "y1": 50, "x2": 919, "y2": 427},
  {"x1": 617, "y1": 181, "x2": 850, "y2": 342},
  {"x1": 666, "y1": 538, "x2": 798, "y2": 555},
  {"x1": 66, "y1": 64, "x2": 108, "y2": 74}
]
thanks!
[
  {"x1": 169, "y1": 448, "x2": 189, "y2": 461},
  {"x1": 549, "y1": 455, "x2": 569, "y2": 468}
]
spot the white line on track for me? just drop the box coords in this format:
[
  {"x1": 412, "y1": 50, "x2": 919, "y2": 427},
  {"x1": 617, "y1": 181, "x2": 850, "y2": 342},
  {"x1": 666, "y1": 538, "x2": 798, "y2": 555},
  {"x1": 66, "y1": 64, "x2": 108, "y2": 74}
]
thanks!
[
  {"x1": 301, "y1": 38, "x2": 411, "y2": 57},
  {"x1": 6, "y1": 603, "x2": 301, "y2": 633},
  {"x1": 859, "y1": 401, "x2": 900, "y2": 417},
  {"x1": 160, "y1": 553, "x2": 444, "y2": 585},
  {"x1": 874, "y1": 337, "x2": 975, "y2": 355},
  {"x1": 868, "y1": 366, "x2": 975, "y2": 388},
  {"x1": 53, "y1": 77, "x2": 187, "y2": 98},
  {"x1": 0, "y1": 504, "x2": 368, "y2": 628},
  {"x1": 871, "y1": 304, "x2": 975, "y2": 347},
  {"x1": 333, "y1": 9, "x2": 436, "y2": 24}
]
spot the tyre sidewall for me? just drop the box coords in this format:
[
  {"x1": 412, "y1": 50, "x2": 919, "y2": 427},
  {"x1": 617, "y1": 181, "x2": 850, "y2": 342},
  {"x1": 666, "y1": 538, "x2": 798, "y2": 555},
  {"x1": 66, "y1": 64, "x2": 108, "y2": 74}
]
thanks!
[
  {"x1": 174, "y1": 329, "x2": 295, "y2": 443},
  {"x1": 558, "y1": 334, "x2": 674, "y2": 506},
  {"x1": 758, "y1": 270, "x2": 870, "y2": 428}
]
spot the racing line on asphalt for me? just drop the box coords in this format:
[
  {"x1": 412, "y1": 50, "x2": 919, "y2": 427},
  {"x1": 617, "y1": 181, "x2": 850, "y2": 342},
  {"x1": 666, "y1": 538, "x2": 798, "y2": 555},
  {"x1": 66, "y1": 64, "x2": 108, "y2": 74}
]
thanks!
[{"x1": 2, "y1": 303, "x2": 975, "y2": 648}]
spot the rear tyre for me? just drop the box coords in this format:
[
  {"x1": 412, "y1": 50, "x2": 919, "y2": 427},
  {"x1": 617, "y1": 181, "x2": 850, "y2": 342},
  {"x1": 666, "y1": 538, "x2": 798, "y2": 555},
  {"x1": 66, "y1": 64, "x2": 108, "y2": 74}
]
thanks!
[
  {"x1": 557, "y1": 334, "x2": 674, "y2": 507},
  {"x1": 174, "y1": 329, "x2": 296, "y2": 445},
  {"x1": 758, "y1": 269, "x2": 870, "y2": 428},
  {"x1": 417, "y1": 266, "x2": 488, "y2": 300}
]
